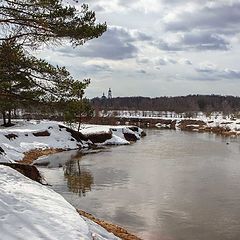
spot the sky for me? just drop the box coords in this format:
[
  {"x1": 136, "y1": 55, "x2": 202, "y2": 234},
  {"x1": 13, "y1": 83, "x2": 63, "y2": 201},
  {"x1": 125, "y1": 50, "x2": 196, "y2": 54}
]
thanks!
[{"x1": 37, "y1": 0, "x2": 240, "y2": 98}]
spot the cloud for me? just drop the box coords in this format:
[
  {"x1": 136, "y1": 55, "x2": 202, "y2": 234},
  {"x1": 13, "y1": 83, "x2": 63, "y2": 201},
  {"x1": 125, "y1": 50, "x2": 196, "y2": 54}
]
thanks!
[
  {"x1": 155, "y1": 32, "x2": 230, "y2": 51},
  {"x1": 164, "y1": 2, "x2": 240, "y2": 35},
  {"x1": 137, "y1": 69, "x2": 147, "y2": 74},
  {"x1": 195, "y1": 62, "x2": 240, "y2": 80},
  {"x1": 56, "y1": 26, "x2": 152, "y2": 60},
  {"x1": 179, "y1": 58, "x2": 192, "y2": 65},
  {"x1": 83, "y1": 62, "x2": 112, "y2": 73},
  {"x1": 155, "y1": 57, "x2": 177, "y2": 65},
  {"x1": 182, "y1": 32, "x2": 230, "y2": 50}
]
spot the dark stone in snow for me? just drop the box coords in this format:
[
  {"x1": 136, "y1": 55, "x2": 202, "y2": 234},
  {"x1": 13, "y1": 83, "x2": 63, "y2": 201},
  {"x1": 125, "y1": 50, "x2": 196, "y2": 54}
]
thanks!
[
  {"x1": 87, "y1": 132, "x2": 112, "y2": 144},
  {"x1": 0, "y1": 147, "x2": 5, "y2": 154},
  {"x1": 33, "y1": 130, "x2": 50, "y2": 137},
  {"x1": 5, "y1": 134, "x2": 18, "y2": 140}
]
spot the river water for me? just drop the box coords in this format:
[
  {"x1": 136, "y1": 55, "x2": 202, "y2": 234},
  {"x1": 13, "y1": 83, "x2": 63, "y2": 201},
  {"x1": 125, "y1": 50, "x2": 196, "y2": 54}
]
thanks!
[{"x1": 39, "y1": 129, "x2": 240, "y2": 240}]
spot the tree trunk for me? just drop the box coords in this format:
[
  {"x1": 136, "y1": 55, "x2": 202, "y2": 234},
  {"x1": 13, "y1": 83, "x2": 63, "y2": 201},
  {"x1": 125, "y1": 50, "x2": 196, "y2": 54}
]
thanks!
[
  {"x1": 7, "y1": 109, "x2": 11, "y2": 125},
  {"x1": 77, "y1": 113, "x2": 82, "y2": 132},
  {"x1": 2, "y1": 111, "x2": 6, "y2": 126}
]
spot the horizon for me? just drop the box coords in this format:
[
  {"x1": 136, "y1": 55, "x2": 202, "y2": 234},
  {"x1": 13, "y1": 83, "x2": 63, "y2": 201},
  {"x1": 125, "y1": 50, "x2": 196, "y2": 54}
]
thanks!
[{"x1": 91, "y1": 93, "x2": 240, "y2": 99}]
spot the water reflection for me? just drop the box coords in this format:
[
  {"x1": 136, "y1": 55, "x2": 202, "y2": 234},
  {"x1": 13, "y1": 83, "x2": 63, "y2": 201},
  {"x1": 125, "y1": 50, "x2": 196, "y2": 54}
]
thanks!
[{"x1": 64, "y1": 159, "x2": 93, "y2": 197}]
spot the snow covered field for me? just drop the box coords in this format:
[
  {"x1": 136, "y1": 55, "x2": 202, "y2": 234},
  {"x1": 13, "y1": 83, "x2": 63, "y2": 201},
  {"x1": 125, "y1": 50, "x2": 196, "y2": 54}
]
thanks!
[{"x1": 0, "y1": 165, "x2": 119, "y2": 240}]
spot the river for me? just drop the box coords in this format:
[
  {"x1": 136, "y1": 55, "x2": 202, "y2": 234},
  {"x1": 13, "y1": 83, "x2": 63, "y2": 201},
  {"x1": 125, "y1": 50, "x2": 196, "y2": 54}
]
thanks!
[{"x1": 39, "y1": 129, "x2": 240, "y2": 240}]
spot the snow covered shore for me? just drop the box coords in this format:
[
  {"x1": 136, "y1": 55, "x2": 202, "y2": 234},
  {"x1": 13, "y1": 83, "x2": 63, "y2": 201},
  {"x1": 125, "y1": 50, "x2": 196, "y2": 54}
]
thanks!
[
  {"x1": 0, "y1": 121, "x2": 144, "y2": 163},
  {"x1": 154, "y1": 116, "x2": 240, "y2": 136},
  {"x1": 0, "y1": 165, "x2": 120, "y2": 240},
  {"x1": 0, "y1": 121, "x2": 144, "y2": 240}
]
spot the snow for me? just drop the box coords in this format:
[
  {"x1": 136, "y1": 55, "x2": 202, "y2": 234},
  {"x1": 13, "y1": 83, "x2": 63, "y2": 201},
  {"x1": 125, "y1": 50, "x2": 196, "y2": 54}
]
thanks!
[
  {"x1": 0, "y1": 122, "x2": 82, "y2": 163},
  {"x1": 148, "y1": 114, "x2": 240, "y2": 134},
  {"x1": 0, "y1": 121, "x2": 144, "y2": 163},
  {"x1": 0, "y1": 165, "x2": 120, "y2": 240},
  {"x1": 80, "y1": 125, "x2": 142, "y2": 145}
]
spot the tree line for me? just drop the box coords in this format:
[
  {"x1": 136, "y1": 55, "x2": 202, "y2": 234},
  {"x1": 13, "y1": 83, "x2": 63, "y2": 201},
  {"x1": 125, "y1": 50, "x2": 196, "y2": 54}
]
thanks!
[
  {"x1": 0, "y1": 0, "x2": 106, "y2": 130},
  {"x1": 91, "y1": 95, "x2": 240, "y2": 114}
]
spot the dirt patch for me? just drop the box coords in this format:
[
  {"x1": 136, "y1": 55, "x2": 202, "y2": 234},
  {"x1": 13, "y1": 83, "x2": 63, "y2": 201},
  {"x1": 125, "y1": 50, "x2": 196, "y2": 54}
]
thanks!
[
  {"x1": 5, "y1": 133, "x2": 18, "y2": 140},
  {"x1": 33, "y1": 130, "x2": 50, "y2": 137},
  {"x1": 20, "y1": 148, "x2": 65, "y2": 164},
  {"x1": 0, "y1": 163, "x2": 43, "y2": 183},
  {"x1": 77, "y1": 209, "x2": 142, "y2": 240}
]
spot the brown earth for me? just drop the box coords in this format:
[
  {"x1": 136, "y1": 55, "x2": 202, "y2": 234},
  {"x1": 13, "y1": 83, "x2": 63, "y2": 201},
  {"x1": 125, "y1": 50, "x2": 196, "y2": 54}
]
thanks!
[
  {"x1": 20, "y1": 148, "x2": 65, "y2": 164},
  {"x1": 77, "y1": 209, "x2": 142, "y2": 240}
]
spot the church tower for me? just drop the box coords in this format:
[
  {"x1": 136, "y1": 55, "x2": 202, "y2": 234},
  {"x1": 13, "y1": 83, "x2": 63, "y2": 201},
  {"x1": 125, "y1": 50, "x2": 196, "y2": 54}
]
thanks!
[{"x1": 108, "y1": 88, "x2": 112, "y2": 99}]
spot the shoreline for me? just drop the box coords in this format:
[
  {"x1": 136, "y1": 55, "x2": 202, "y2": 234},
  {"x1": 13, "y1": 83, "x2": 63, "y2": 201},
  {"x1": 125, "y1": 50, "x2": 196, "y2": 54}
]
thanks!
[
  {"x1": 77, "y1": 210, "x2": 142, "y2": 240},
  {"x1": 85, "y1": 116, "x2": 240, "y2": 138},
  {"x1": 1, "y1": 119, "x2": 238, "y2": 239},
  {"x1": 0, "y1": 121, "x2": 145, "y2": 239},
  {"x1": 2, "y1": 148, "x2": 143, "y2": 240},
  {"x1": 20, "y1": 148, "x2": 66, "y2": 164}
]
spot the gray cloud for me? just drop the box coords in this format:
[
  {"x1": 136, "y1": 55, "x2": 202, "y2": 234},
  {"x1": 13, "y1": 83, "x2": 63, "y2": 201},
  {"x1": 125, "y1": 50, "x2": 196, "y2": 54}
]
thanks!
[
  {"x1": 182, "y1": 32, "x2": 230, "y2": 50},
  {"x1": 56, "y1": 27, "x2": 152, "y2": 60},
  {"x1": 179, "y1": 58, "x2": 192, "y2": 65},
  {"x1": 156, "y1": 32, "x2": 230, "y2": 51},
  {"x1": 155, "y1": 57, "x2": 177, "y2": 65},
  {"x1": 196, "y1": 63, "x2": 240, "y2": 80},
  {"x1": 137, "y1": 69, "x2": 147, "y2": 74},
  {"x1": 156, "y1": 40, "x2": 182, "y2": 51},
  {"x1": 164, "y1": 2, "x2": 240, "y2": 35}
]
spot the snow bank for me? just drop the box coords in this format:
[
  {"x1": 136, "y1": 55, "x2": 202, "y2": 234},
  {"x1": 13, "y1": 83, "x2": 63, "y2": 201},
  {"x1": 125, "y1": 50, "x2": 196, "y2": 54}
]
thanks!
[
  {"x1": 153, "y1": 115, "x2": 240, "y2": 136},
  {"x1": 0, "y1": 121, "x2": 145, "y2": 163},
  {"x1": 80, "y1": 125, "x2": 143, "y2": 145},
  {"x1": 0, "y1": 122, "x2": 83, "y2": 163},
  {"x1": 0, "y1": 165, "x2": 119, "y2": 240}
]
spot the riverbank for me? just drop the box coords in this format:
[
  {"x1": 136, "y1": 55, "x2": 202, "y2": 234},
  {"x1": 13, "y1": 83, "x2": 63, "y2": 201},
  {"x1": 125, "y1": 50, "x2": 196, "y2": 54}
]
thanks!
[
  {"x1": 0, "y1": 120, "x2": 144, "y2": 239},
  {"x1": 85, "y1": 115, "x2": 240, "y2": 137},
  {"x1": 0, "y1": 120, "x2": 144, "y2": 163},
  {"x1": 77, "y1": 210, "x2": 142, "y2": 240}
]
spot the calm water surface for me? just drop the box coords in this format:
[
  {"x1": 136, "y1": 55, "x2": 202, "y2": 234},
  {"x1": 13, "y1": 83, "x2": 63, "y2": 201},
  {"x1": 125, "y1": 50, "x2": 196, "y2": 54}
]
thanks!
[{"x1": 39, "y1": 130, "x2": 240, "y2": 240}]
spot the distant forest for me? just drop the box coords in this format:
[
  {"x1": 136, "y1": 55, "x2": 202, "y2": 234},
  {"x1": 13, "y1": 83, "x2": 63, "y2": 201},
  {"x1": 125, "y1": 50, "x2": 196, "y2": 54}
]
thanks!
[{"x1": 91, "y1": 95, "x2": 240, "y2": 113}]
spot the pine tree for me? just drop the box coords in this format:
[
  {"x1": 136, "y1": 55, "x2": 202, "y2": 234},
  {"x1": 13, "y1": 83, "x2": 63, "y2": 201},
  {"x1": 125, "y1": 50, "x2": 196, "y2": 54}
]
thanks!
[
  {"x1": 0, "y1": 0, "x2": 107, "y2": 47},
  {"x1": 0, "y1": 1, "x2": 107, "y2": 126},
  {"x1": 0, "y1": 40, "x2": 89, "y2": 125}
]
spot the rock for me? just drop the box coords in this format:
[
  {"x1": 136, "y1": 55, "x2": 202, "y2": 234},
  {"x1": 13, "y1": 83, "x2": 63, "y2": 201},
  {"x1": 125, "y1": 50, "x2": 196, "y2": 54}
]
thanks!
[
  {"x1": 0, "y1": 163, "x2": 43, "y2": 183},
  {"x1": 33, "y1": 130, "x2": 50, "y2": 137},
  {"x1": 123, "y1": 133, "x2": 138, "y2": 142},
  {"x1": 58, "y1": 125, "x2": 88, "y2": 142},
  {"x1": 86, "y1": 132, "x2": 112, "y2": 144},
  {"x1": 5, "y1": 133, "x2": 18, "y2": 140}
]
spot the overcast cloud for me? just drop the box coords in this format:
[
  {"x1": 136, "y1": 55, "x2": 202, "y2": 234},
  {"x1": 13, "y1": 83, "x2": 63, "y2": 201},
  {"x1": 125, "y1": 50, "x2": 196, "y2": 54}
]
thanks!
[{"x1": 38, "y1": 0, "x2": 240, "y2": 97}]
